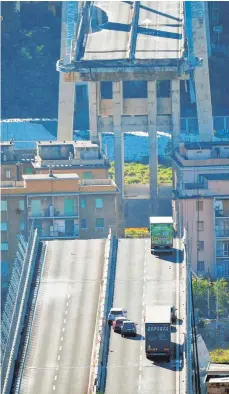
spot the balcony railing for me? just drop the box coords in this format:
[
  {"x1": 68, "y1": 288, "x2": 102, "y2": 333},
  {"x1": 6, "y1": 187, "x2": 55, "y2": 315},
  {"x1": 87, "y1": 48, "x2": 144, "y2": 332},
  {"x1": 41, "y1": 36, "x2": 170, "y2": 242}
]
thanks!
[
  {"x1": 216, "y1": 250, "x2": 229, "y2": 258},
  {"x1": 215, "y1": 209, "x2": 229, "y2": 217},
  {"x1": 216, "y1": 230, "x2": 229, "y2": 237},
  {"x1": 28, "y1": 209, "x2": 78, "y2": 218}
]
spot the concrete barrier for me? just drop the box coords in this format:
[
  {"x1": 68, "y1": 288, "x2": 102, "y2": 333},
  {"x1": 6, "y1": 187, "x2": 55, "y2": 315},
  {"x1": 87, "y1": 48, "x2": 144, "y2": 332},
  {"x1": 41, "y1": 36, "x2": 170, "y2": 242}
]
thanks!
[{"x1": 87, "y1": 232, "x2": 117, "y2": 393}]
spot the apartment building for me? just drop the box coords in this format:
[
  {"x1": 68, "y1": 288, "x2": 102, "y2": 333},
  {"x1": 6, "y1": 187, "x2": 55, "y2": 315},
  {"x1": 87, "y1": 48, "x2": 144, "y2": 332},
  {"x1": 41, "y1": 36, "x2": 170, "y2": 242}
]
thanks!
[
  {"x1": 1, "y1": 141, "x2": 118, "y2": 300},
  {"x1": 172, "y1": 141, "x2": 229, "y2": 278}
]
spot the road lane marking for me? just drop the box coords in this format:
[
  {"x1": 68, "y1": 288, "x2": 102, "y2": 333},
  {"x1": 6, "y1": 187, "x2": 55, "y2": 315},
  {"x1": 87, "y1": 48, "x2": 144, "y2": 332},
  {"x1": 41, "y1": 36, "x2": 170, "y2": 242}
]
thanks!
[
  {"x1": 68, "y1": 293, "x2": 71, "y2": 298},
  {"x1": 59, "y1": 346, "x2": 62, "y2": 351},
  {"x1": 54, "y1": 375, "x2": 57, "y2": 381},
  {"x1": 65, "y1": 310, "x2": 68, "y2": 315},
  {"x1": 53, "y1": 385, "x2": 56, "y2": 391},
  {"x1": 66, "y1": 302, "x2": 69, "y2": 307},
  {"x1": 58, "y1": 355, "x2": 60, "y2": 361},
  {"x1": 56, "y1": 366, "x2": 59, "y2": 371},
  {"x1": 63, "y1": 327, "x2": 65, "y2": 333},
  {"x1": 61, "y1": 336, "x2": 64, "y2": 342},
  {"x1": 64, "y1": 319, "x2": 66, "y2": 324}
]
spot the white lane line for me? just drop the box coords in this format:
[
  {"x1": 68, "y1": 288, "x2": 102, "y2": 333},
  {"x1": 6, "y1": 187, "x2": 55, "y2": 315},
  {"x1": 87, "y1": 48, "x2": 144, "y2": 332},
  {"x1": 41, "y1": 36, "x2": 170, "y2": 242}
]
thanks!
[
  {"x1": 64, "y1": 319, "x2": 67, "y2": 324},
  {"x1": 53, "y1": 385, "x2": 56, "y2": 391},
  {"x1": 68, "y1": 293, "x2": 71, "y2": 299},
  {"x1": 58, "y1": 355, "x2": 61, "y2": 361},
  {"x1": 175, "y1": 239, "x2": 181, "y2": 393},
  {"x1": 56, "y1": 366, "x2": 59, "y2": 371},
  {"x1": 54, "y1": 375, "x2": 57, "y2": 381},
  {"x1": 63, "y1": 327, "x2": 65, "y2": 333},
  {"x1": 66, "y1": 302, "x2": 69, "y2": 307},
  {"x1": 59, "y1": 346, "x2": 62, "y2": 351},
  {"x1": 65, "y1": 310, "x2": 68, "y2": 315},
  {"x1": 140, "y1": 354, "x2": 142, "y2": 362},
  {"x1": 61, "y1": 336, "x2": 64, "y2": 342}
]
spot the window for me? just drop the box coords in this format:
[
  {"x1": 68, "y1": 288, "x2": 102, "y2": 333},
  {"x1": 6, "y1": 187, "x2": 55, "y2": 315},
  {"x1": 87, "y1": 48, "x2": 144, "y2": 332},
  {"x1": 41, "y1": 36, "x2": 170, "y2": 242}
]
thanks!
[
  {"x1": 197, "y1": 261, "x2": 205, "y2": 272},
  {"x1": 196, "y1": 201, "x2": 203, "y2": 211},
  {"x1": 19, "y1": 200, "x2": 25, "y2": 211},
  {"x1": 80, "y1": 199, "x2": 86, "y2": 209},
  {"x1": 197, "y1": 221, "x2": 204, "y2": 231},
  {"x1": 83, "y1": 172, "x2": 93, "y2": 179},
  {"x1": 81, "y1": 218, "x2": 87, "y2": 229},
  {"x1": 0, "y1": 222, "x2": 7, "y2": 231},
  {"x1": 1, "y1": 201, "x2": 7, "y2": 211},
  {"x1": 123, "y1": 81, "x2": 147, "y2": 99},
  {"x1": 2, "y1": 282, "x2": 9, "y2": 289},
  {"x1": 197, "y1": 241, "x2": 204, "y2": 251},
  {"x1": 157, "y1": 80, "x2": 171, "y2": 98},
  {"x1": 25, "y1": 167, "x2": 33, "y2": 174},
  {"x1": 5, "y1": 169, "x2": 11, "y2": 179},
  {"x1": 96, "y1": 218, "x2": 104, "y2": 229},
  {"x1": 1, "y1": 262, "x2": 8, "y2": 277},
  {"x1": 95, "y1": 198, "x2": 103, "y2": 209},
  {"x1": 1, "y1": 243, "x2": 8, "y2": 251},
  {"x1": 101, "y1": 81, "x2": 113, "y2": 99},
  {"x1": 20, "y1": 221, "x2": 25, "y2": 231}
]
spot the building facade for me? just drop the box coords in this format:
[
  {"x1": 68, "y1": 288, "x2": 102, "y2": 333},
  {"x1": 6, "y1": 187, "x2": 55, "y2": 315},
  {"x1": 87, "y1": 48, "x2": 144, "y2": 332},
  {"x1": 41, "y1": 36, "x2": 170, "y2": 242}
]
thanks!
[{"x1": 172, "y1": 141, "x2": 229, "y2": 278}]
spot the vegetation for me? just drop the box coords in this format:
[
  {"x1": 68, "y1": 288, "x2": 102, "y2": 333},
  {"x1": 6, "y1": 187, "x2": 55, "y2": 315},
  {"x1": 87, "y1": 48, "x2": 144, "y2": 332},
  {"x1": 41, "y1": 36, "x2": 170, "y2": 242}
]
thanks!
[
  {"x1": 193, "y1": 278, "x2": 229, "y2": 319},
  {"x1": 2, "y1": 2, "x2": 61, "y2": 119},
  {"x1": 109, "y1": 163, "x2": 172, "y2": 184},
  {"x1": 125, "y1": 228, "x2": 149, "y2": 238},
  {"x1": 210, "y1": 349, "x2": 229, "y2": 363}
]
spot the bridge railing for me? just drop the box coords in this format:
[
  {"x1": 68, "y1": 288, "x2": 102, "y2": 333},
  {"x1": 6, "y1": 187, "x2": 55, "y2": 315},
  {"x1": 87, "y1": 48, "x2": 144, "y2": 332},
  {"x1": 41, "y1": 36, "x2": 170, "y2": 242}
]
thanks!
[
  {"x1": 1, "y1": 225, "x2": 39, "y2": 394},
  {"x1": 183, "y1": 229, "x2": 193, "y2": 394}
]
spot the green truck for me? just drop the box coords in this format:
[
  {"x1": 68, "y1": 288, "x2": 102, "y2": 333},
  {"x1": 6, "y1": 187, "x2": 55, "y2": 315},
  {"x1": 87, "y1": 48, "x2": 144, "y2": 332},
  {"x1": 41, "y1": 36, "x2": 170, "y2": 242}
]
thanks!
[{"x1": 149, "y1": 217, "x2": 173, "y2": 254}]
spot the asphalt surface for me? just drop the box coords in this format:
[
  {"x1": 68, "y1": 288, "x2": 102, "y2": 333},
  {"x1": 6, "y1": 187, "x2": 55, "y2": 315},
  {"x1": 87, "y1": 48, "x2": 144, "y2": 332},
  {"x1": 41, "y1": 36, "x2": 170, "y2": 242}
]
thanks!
[
  {"x1": 84, "y1": 1, "x2": 184, "y2": 61},
  {"x1": 105, "y1": 238, "x2": 183, "y2": 394},
  {"x1": 19, "y1": 239, "x2": 105, "y2": 394}
]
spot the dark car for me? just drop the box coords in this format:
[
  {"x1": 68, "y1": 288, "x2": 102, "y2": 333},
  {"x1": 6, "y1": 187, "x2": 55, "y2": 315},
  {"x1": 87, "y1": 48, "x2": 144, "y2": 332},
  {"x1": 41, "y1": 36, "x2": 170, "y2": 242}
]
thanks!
[
  {"x1": 121, "y1": 321, "x2": 137, "y2": 337},
  {"x1": 112, "y1": 317, "x2": 128, "y2": 333}
]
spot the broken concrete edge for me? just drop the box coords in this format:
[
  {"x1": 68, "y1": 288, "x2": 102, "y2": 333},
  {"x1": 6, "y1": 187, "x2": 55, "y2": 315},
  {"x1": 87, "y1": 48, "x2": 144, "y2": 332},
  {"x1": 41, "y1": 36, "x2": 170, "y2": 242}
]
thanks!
[{"x1": 87, "y1": 231, "x2": 113, "y2": 394}]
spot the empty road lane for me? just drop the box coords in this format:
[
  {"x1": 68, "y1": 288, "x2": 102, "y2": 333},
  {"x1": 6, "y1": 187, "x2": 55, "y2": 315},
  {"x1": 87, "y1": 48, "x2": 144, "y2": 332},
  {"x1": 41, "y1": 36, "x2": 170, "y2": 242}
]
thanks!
[{"x1": 20, "y1": 239, "x2": 105, "y2": 394}]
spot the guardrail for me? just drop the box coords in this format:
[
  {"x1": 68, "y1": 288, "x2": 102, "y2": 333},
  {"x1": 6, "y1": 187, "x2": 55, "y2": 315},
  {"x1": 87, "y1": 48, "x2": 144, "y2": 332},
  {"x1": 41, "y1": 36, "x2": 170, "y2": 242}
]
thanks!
[
  {"x1": 87, "y1": 231, "x2": 118, "y2": 393},
  {"x1": 184, "y1": 229, "x2": 193, "y2": 394},
  {"x1": 1, "y1": 226, "x2": 39, "y2": 394}
]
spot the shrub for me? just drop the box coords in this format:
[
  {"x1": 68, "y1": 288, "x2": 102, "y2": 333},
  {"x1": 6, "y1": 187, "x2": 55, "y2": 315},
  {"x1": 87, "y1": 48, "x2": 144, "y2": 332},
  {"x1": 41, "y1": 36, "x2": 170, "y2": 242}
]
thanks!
[{"x1": 210, "y1": 349, "x2": 229, "y2": 363}]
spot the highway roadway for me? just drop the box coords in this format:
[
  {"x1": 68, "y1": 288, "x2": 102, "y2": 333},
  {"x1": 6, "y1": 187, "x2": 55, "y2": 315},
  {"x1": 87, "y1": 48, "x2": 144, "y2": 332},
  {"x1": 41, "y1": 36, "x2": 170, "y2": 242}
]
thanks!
[
  {"x1": 105, "y1": 238, "x2": 184, "y2": 394},
  {"x1": 84, "y1": 1, "x2": 184, "y2": 61},
  {"x1": 19, "y1": 239, "x2": 105, "y2": 394}
]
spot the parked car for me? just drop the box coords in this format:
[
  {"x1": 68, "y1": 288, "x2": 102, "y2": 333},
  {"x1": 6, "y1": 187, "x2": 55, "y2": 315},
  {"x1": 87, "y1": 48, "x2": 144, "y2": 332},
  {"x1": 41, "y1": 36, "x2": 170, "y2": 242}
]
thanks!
[
  {"x1": 113, "y1": 316, "x2": 128, "y2": 333},
  {"x1": 108, "y1": 308, "x2": 127, "y2": 325},
  {"x1": 121, "y1": 321, "x2": 137, "y2": 337}
]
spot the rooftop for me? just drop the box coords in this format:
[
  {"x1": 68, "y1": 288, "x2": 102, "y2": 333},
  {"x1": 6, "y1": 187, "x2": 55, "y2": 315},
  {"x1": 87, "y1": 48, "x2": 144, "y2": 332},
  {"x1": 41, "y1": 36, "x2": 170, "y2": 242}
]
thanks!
[
  {"x1": 36, "y1": 140, "x2": 99, "y2": 148},
  {"x1": 22, "y1": 173, "x2": 80, "y2": 181},
  {"x1": 203, "y1": 174, "x2": 229, "y2": 181},
  {"x1": 184, "y1": 141, "x2": 229, "y2": 150}
]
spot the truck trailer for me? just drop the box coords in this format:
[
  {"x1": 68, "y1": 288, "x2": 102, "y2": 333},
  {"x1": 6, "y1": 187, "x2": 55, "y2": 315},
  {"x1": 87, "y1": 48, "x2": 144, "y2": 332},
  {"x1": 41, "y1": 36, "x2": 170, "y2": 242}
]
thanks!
[
  {"x1": 149, "y1": 216, "x2": 173, "y2": 254},
  {"x1": 145, "y1": 305, "x2": 171, "y2": 361}
]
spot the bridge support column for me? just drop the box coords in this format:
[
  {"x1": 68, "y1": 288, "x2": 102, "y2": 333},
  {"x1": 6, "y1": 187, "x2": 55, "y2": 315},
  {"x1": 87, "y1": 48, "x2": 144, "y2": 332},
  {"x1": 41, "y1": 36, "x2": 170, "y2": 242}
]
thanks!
[
  {"x1": 113, "y1": 81, "x2": 125, "y2": 237},
  {"x1": 171, "y1": 79, "x2": 180, "y2": 149},
  {"x1": 148, "y1": 81, "x2": 158, "y2": 216},
  {"x1": 88, "y1": 81, "x2": 99, "y2": 145},
  {"x1": 57, "y1": 4, "x2": 75, "y2": 141},
  {"x1": 191, "y1": 1, "x2": 213, "y2": 141}
]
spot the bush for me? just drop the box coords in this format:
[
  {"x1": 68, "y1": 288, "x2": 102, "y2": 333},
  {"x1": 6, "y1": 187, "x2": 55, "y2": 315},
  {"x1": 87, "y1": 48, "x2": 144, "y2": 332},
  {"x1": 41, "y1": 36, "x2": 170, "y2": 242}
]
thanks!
[
  {"x1": 125, "y1": 228, "x2": 149, "y2": 238},
  {"x1": 109, "y1": 162, "x2": 172, "y2": 184},
  {"x1": 210, "y1": 349, "x2": 229, "y2": 363}
]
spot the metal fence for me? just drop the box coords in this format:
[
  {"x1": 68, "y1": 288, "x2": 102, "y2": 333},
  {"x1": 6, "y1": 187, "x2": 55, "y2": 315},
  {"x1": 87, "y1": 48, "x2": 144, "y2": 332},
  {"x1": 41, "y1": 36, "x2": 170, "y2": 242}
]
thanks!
[
  {"x1": 1, "y1": 226, "x2": 39, "y2": 394},
  {"x1": 184, "y1": 229, "x2": 193, "y2": 394}
]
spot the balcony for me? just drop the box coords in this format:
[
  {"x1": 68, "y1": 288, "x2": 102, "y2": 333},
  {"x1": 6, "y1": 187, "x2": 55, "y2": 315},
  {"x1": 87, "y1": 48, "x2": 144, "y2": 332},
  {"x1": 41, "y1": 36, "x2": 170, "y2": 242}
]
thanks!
[
  {"x1": 28, "y1": 207, "x2": 78, "y2": 219},
  {"x1": 215, "y1": 209, "x2": 229, "y2": 217},
  {"x1": 215, "y1": 230, "x2": 229, "y2": 238},
  {"x1": 216, "y1": 250, "x2": 229, "y2": 258}
]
